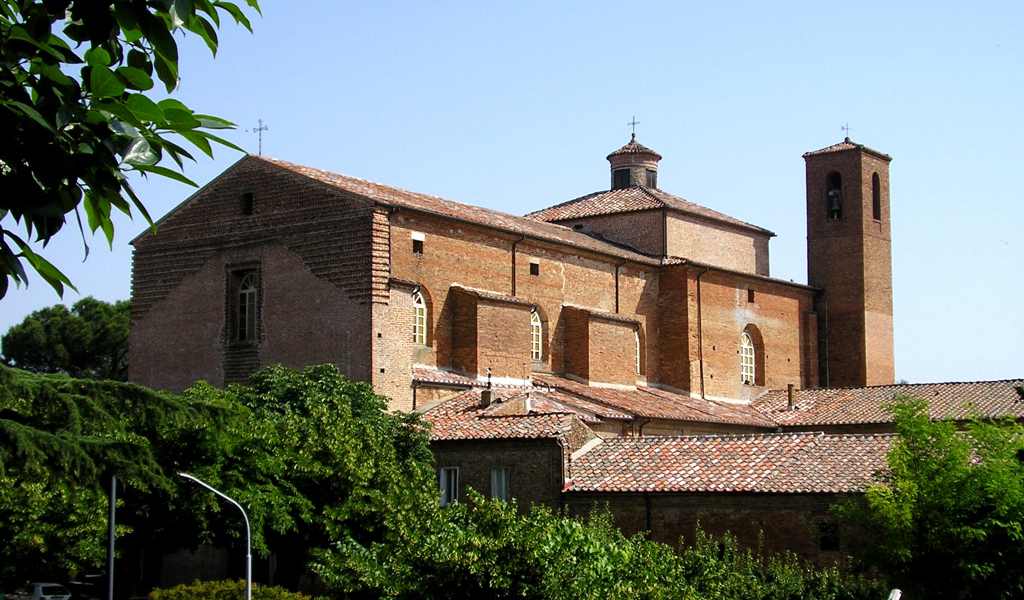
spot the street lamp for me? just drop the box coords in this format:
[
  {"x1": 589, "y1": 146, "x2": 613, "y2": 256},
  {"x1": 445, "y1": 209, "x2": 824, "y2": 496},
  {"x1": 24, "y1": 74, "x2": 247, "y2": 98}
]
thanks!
[{"x1": 179, "y1": 473, "x2": 251, "y2": 600}]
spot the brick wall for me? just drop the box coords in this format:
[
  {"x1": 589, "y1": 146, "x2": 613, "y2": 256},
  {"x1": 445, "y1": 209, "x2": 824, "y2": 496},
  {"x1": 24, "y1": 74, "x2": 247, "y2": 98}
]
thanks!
[
  {"x1": 432, "y1": 438, "x2": 567, "y2": 508},
  {"x1": 388, "y1": 213, "x2": 660, "y2": 387},
  {"x1": 587, "y1": 315, "x2": 638, "y2": 386},
  {"x1": 554, "y1": 210, "x2": 665, "y2": 255},
  {"x1": 666, "y1": 213, "x2": 770, "y2": 276},
  {"x1": 675, "y1": 266, "x2": 816, "y2": 400},
  {"x1": 130, "y1": 157, "x2": 377, "y2": 393}
]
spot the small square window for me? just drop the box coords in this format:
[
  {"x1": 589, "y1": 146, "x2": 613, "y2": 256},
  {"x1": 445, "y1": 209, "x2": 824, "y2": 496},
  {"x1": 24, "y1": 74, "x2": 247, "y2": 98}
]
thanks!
[
  {"x1": 491, "y1": 468, "x2": 510, "y2": 502},
  {"x1": 440, "y1": 467, "x2": 459, "y2": 507},
  {"x1": 412, "y1": 239, "x2": 424, "y2": 254},
  {"x1": 529, "y1": 260, "x2": 539, "y2": 276},
  {"x1": 241, "y1": 191, "x2": 254, "y2": 216},
  {"x1": 747, "y1": 288, "x2": 755, "y2": 303},
  {"x1": 818, "y1": 522, "x2": 840, "y2": 552}
]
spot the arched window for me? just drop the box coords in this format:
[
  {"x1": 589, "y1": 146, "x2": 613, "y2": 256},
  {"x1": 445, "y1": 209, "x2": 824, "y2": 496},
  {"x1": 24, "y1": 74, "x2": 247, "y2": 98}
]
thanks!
[
  {"x1": 826, "y1": 172, "x2": 843, "y2": 220},
  {"x1": 872, "y1": 172, "x2": 881, "y2": 220},
  {"x1": 530, "y1": 309, "x2": 542, "y2": 361},
  {"x1": 740, "y1": 332, "x2": 755, "y2": 384},
  {"x1": 635, "y1": 328, "x2": 641, "y2": 374},
  {"x1": 237, "y1": 273, "x2": 258, "y2": 342},
  {"x1": 412, "y1": 291, "x2": 427, "y2": 345}
]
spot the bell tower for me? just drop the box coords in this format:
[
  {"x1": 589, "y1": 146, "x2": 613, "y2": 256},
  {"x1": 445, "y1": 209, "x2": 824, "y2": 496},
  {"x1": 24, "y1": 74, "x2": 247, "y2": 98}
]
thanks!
[{"x1": 804, "y1": 138, "x2": 895, "y2": 387}]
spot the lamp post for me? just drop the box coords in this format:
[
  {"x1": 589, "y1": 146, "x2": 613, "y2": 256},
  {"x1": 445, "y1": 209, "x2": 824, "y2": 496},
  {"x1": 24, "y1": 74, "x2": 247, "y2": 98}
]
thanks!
[{"x1": 179, "y1": 473, "x2": 251, "y2": 600}]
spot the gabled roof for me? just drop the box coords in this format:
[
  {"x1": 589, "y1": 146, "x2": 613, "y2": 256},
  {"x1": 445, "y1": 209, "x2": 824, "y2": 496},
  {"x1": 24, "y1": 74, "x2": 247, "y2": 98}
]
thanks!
[
  {"x1": 258, "y1": 156, "x2": 660, "y2": 265},
  {"x1": 422, "y1": 388, "x2": 597, "y2": 441},
  {"x1": 525, "y1": 186, "x2": 774, "y2": 236},
  {"x1": 568, "y1": 432, "x2": 893, "y2": 493},
  {"x1": 754, "y1": 380, "x2": 1024, "y2": 427},
  {"x1": 803, "y1": 137, "x2": 892, "y2": 161},
  {"x1": 532, "y1": 374, "x2": 777, "y2": 428}
]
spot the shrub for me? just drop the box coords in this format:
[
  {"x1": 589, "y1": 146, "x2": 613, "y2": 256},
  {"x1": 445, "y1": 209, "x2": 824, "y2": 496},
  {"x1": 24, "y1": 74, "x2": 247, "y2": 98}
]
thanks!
[{"x1": 148, "y1": 580, "x2": 311, "y2": 600}]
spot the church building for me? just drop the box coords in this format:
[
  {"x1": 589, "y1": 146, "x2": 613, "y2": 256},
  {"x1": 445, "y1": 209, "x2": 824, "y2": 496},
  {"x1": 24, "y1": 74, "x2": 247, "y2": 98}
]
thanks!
[
  {"x1": 129, "y1": 135, "x2": 895, "y2": 413},
  {"x1": 130, "y1": 135, "x2": 1024, "y2": 563}
]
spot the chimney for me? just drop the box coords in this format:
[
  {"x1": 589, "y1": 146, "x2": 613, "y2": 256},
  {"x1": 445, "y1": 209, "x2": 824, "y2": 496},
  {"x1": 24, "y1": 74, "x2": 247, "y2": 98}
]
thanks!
[
  {"x1": 787, "y1": 384, "x2": 796, "y2": 410},
  {"x1": 481, "y1": 389, "x2": 494, "y2": 407}
]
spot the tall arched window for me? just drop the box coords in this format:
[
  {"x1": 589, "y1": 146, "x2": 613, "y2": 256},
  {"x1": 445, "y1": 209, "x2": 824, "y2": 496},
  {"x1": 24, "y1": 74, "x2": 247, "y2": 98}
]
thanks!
[
  {"x1": 872, "y1": 172, "x2": 882, "y2": 220},
  {"x1": 412, "y1": 291, "x2": 427, "y2": 345},
  {"x1": 635, "y1": 328, "x2": 641, "y2": 374},
  {"x1": 740, "y1": 332, "x2": 755, "y2": 384},
  {"x1": 530, "y1": 309, "x2": 542, "y2": 361},
  {"x1": 237, "y1": 273, "x2": 258, "y2": 342},
  {"x1": 826, "y1": 172, "x2": 843, "y2": 220}
]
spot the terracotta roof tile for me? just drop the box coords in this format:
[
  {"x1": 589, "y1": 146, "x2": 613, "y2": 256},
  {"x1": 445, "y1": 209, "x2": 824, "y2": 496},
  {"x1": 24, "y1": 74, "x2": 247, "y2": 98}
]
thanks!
[
  {"x1": 754, "y1": 380, "x2": 1024, "y2": 427},
  {"x1": 412, "y1": 366, "x2": 529, "y2": 389},
  {"x1": 258, "y1": 156, "x2": 659, "y2": 265},
  {"x1": 532, "y1": 374, "x2": 777, "y2": 427},
  {"x1": 568, "y1": 432, "x2": 893, "y2": 493},
  {"x1": 803, "y1": 138, "x2": 891, "y2": 161},
  {"x1": 526, "y1": 187, "x2": 773, "y2": 236},
  {"x1": 422, "y1": 389, "x2": 592, "y2": 440},
  {"x1": 607, "y1": 136, "x2": 663, "y2": 160},
  {"x1": 451, "y1": 284, "x2": 535, "y2": 307}
]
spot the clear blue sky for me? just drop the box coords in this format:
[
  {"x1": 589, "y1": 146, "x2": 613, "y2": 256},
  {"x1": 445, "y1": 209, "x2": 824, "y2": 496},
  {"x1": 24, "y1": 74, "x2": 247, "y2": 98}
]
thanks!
[{"x1": 2, "y1": 0, "x2": 1021, "y2": 384}]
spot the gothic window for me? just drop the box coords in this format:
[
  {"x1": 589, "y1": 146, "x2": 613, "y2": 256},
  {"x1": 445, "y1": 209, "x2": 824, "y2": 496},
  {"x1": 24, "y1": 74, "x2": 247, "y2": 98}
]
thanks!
[
  {"x1": 740, "y1": 332, "x2": 755, "y2": 384},
  {"x1": 530, "y1": 309, "x2": 542, "y2": 361},
  {"x1": 645, "y1": 169, "x2": 657, "y2": 188},
  {"x1": 412, "y1": 291, "x2": 427, "y2": 345},
  {"x1": 235, "y1": 272, "x2": 258, "y2": 343},
  {"x1": 872, "y1": 172, "x2": 882, "y2": 221},
  {"x1": 826, "y1": 172, "x2": 843, "y2": 220},
  {"x1": 440, "y1": 467, "x2": 459, "y2": 507},
  {"x1": 491, "y1": 467, "x2": 510, "y2": 502}
]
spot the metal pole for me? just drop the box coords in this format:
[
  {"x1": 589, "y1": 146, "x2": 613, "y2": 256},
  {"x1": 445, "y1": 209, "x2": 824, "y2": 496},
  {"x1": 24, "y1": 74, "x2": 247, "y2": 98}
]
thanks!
[
  {"x1": 179, "y1": 474, "x2": 251, "y2": 600},
  {"x1": 108, "y1": 475, "x2": 116, "y2": 600}
]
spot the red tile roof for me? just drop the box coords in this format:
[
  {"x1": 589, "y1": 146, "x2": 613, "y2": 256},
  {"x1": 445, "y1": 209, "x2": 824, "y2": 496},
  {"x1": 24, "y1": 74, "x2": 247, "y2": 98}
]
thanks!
[
  {"x1": 258, "y1": 156, "x2": 660, "y2": 265},
  {"x1": 568, "y1": 432, "x2": 893, "y2": 493},
  {"x1": 803, "y1": 138, "x2": 891, "y2": 161},
  {"x1": 451, "y1": 284, "x2": 535, "y2": 307},
  {"x1": 412, "y1": 366, "x2": 530, "y2": 389},
  {"x1": 422, "y1": 388, "x2": 596, "y2": 441},
  {"x1": 607, "y1": 136, "x2": 663, "y2": 160},
  {"x1": 525, "y1": 186, "x2": 773, "y2": 236},
  {"x1": 533, "y1": 374, "x2": 777, "y2": 427},
  {"x1": 754, "y1": 380, "x2": 1024, "y2": 427}
]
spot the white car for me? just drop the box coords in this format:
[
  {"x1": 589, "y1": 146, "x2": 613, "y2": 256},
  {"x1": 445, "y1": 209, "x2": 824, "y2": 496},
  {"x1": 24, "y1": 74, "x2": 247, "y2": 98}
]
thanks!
[{"x1": 9, "y1": 584, "x2": 72, "y2": 600}]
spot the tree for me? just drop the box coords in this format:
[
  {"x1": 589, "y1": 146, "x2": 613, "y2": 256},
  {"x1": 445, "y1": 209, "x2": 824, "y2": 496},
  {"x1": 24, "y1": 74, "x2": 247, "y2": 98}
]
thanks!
[
  {"x1": 0, "y1": 0, "x2": 260, "y2": 299},
  {"x1": 2, "y1": 297, "x2": 130, "y2": 379},
  {"x1": 834, "y1": 396, "x2": 1024, "y2": 599}
]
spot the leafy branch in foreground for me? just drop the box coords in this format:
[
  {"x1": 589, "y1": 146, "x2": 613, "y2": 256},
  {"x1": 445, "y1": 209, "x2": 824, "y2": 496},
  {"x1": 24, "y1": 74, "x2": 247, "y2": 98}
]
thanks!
[{"x1": 0, "y1": 0, "x2": 261, "y2": 299}]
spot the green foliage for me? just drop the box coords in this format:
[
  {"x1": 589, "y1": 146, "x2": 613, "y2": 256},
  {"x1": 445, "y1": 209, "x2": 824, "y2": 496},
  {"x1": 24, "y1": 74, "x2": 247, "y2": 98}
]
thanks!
[
  {"x1": 315, "y1": 490, "x2": 883, "y2": 599},
  {"x1": 0, "y1": 0, "x2": 260, "y2": 298},
  {"x1": 2, "y1": 297, "x2": 130, "y2": 379},
  {"x1": 149, "y1": 580, "x2": 311, "y2": 600},
  {"x1": 0, "y1": 363, "x2": 232, "y2": 580},
  {"x1": 183, "y1": 364, "x2": 437, "y2": 588},
  {"x1": 834, "y1": 396, "x2": 1024, "y2": 599}
]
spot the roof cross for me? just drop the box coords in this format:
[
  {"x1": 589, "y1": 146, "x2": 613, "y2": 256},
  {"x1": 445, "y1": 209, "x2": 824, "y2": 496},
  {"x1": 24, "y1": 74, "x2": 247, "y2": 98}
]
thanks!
[
  {"x1": 841, "y1": 123, "x2": 851, "y2": 140},
  {"x1": 628, "y1": 116, "x2": 640, "y2": 136},
  {"x1": 252, "y1": 119, "x2": 269, "y2": 155}
]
